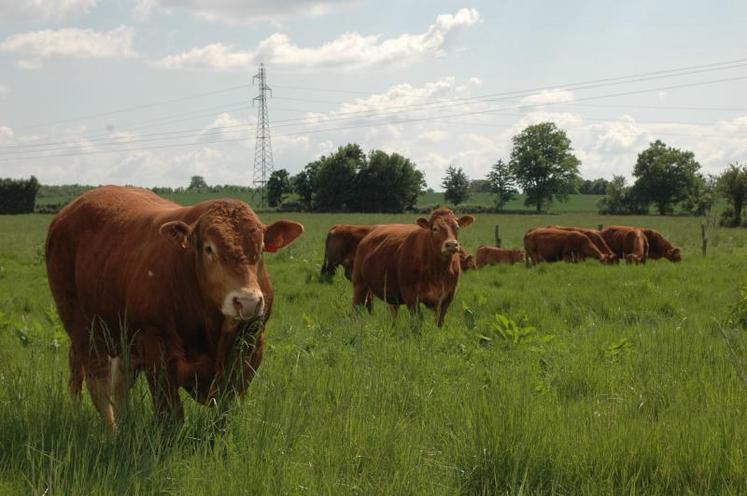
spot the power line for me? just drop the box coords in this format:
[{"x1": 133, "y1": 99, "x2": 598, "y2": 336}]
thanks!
[{"x1": 2, "y1": 72, "x2": 745, "y2": 162}]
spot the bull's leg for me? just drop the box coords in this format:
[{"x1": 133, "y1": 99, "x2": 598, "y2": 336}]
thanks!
[
  {"x1": 353, "y1": 283, "x2": 372, "y2": 313},
  {"x1": 146, "y1": 369, "x2": 184, "y2": 425},
  {"x1": 388, "y1": 304, "x2": 399, "y2": 319},
  {"x1": 109, "y1": 356, "x2": 136, "y2": 425},
  {"x1": 85, "y1": 357, "x2": 117, "y2": 433},
  {"x1": 436, "y1": 294, "x2": 454, "y2": 328}
]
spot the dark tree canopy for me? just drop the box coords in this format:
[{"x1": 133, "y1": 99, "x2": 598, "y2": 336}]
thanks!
[
  {"x1": 188, "y1": 175, "x2": 208, "y2": 190},
  {"x1": 292, "y1": 162, "x2": 319, "y2": 211},
  {"x1": 266, "y1": 169, "x2": 291, "y2": 207},
  {"x1": 509, "y1": 122, "x2": 580, "y2": 213},
  {"x1": 632, "y1": 140, "x2": 701, "y2": 215},
  {"x1": 312, "y1": 144, "x2": 364, "y2": 211},
  {"x1": 597, "y1": 175, "x2": 647, "y2": 215},
  {"x1": 441, "y1": 165, "x2": 470, "y2": 206},
  {"x1": 486, "y1": 159, "x2": 516, "y2": 211},
  {"x1": 718, "y1": 163, "x2": 747, "y2": 226},
  {"x1": 0, "y1": 176, "x2": 40, "y2": 214},
  {"x1": 578, "y1": 178, "x2": 610, "y2": 195}
]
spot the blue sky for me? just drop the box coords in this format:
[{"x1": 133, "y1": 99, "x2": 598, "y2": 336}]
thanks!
[{"x1": 0, "y1": 0, "x2": 745, "y2": 188}]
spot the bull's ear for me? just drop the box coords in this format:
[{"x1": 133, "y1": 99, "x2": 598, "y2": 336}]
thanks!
[
  {"x1": 159, "y1": 221, "x2": 192, "y2": 249},
  {"x1": 264, "y1": 220, "x2": 304, "y2": 253},
  {"x1": 458, "y1": 215, "x2": 475, "y2": 228},
  {"x1": 416, "y1": 217, "x2": 430, "y2": 229}
]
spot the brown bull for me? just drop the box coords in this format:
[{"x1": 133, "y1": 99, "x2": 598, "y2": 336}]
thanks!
[
  {"x1": 641, "y1": 228, "x2": 682, "y2": 262},
  {"x1": 321, "y1": 224, "x2": 375, "y2": 280},
  {"x1": 600, "y1": 225, "x2": 649, "y2": 264},
  {"x1": 547, "y1": 225, "x2": 617, "y2": 264},
  {"x1": 352, "y1": 208, "x2": 474, "y2": 327},
  {"x1": 46, "y1": 186, "x2": 303, "y2": 432},
  {"x1": 475, "y1": 246, "x2": 525, "y2": 268},
  {"x1": 524, "y1": 228, "x2": 606, "y2": 265}
]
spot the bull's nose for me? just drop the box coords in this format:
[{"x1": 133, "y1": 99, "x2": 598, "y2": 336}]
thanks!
[
  {"x1": 228, "y1": 291, "x2": 264, "y2": 319},
  {"x1": 443, "y1": 240, "x2": 460, "y2": 253}
]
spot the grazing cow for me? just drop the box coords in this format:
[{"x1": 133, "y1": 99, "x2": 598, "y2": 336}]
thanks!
[
  {"x1": 459, "y1": 248, "x2": 477, "y2": 272},
  {"x1": 600, "y1": 226, "x2": 649, "y2": 264},
  {"x1": 352, "y1": 208, "x2": 474, "y2": 327},
  {"x1": 547, "y1": 225, "x2": 618, "y2": 264},
  {"x1": 475, "y1": 246, "x2": 525, "y2": 268},
  {"x1": 641, "y1": 228, "x2": 682, "y2": 262},
  {"x1": 524, "y1": 228, "x2": 606, "y2": 265},
  {"x1": 45, "y1": 186, "x2": 304, "y2": 432},
  {"x1": 321, "y1": 224, "x2": 375, "y2": 280}
]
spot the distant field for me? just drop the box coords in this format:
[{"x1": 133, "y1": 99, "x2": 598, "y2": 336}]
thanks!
[
  {"x1": 37, "y1": 188, "x2": 606, "y2": 213},
  {"x1": 2, "y1": 205, "x2": 747, "y2": 494}
]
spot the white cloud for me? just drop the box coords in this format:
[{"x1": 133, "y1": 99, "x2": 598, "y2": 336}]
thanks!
[
  {"x1": 140, "y1": 0, "x2": 358, "y2": 24},
  {"x1": 0, "y1": 26, "x2": 136, "y2": 62},
  {"x1": 519, "y1": 88, "x2": 575, "y2": 107},
  {"x1": 154, "y1": 8, "x2": 481, "y2": 71},
  {"x1": 0, "y1": 84, "x2": 9, "y2": 99},
  {"x1": 17, "y1": 59, "x2": 42, "y2": 70},
  {"x1": 0, "y1": 0, "x2": 98, "y2": 21}
]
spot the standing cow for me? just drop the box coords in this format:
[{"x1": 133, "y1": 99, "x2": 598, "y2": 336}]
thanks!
[
  {"x1": 600, "y1": 226, "x2": 649, "y2": 264},
  {"x1": 321, "y1": 224, "x2": 375, "y2": 281},
  {"x1": 46, "y1": 186, "x2": 303, "y2": 432},
  {"x1": 547, "y1": 225, "x2": 617, "y2": 264},
  {"x1": 524, "y1": 228, "x2": 607, "y2": 265},
  {"x1": 352, "y1": 208, "x2": 474, "y2": 327}
]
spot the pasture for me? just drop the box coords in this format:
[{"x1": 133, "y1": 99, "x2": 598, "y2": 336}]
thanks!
[{"x1": 1, "y1": 209, "x2": 747, "y2": 494}]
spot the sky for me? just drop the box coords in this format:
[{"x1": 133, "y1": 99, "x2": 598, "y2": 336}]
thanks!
[{"x1": 0, "y1": 0, "x2": 746, "y2": 189}]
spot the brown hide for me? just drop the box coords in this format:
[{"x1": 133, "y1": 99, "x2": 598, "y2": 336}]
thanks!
[
  {"x1": 458, "y1": 248, "x2": 477, "y2": 271},
  {"x1": 475, "y1": 246, "x2": 525, "y2": 268},
  {"x1": 547, "y1": 225, "x2": 617, "y2": 263},
  {"x1": 321, "y1": 224, "x2": 375, "y2": 280},
  {"x1": 45, "y1": 186, "x2": 303, "y2": 430},
  {"x1": 600, "y1": 226, "x2": 649, "y2": 264},
  {"x1": 524, "y1": 228, "x2": 606, "y2": 265},
  {"x1": 641, "y1": 228, "x2": 682, "y2": 262},
  {"x1": 351, "y1": 208, "x2": 474, "y2": 327}
]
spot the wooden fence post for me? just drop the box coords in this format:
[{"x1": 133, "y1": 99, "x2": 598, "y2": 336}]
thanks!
[
  {"x1": 701, "y1": 221, "x2": 708, "y2": 257},
  {"x1": 494, "y1": 224, "x2": 501, "y2": 247}
]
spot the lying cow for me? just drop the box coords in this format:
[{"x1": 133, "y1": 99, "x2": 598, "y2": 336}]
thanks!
[
  {"x1": 524, "y1": 228, "x2": 606, "y2": 265},
  {"x1": 547, "y1": 225, "x2": 618, "y2": 264},
  {"x1": 641, "y1": 228, "x2": 682, "y2": 262},
  {"x1": 46, "y1": 186, "x2": 303, "y2": 432},
  {"x1": 600, "y1": 225, "x2": 649, "y2": 264},
  {"x1": 475, "y1": 246, "x2": 525, "y2": 268},
  {"x1": 352, "y1": 208, "x2": 474, "y2": 327},
  {"x1": 321, "y1": 224, "x2": 375, "y2": 281}
]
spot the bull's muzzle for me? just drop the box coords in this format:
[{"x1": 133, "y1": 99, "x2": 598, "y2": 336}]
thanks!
[{"x1": 223, "y1": 290, "x2": 265, "y2": 320}]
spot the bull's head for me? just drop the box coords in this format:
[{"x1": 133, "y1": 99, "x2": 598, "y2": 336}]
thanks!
[
  {"x1": 416, "y1": 208, "x2": 474, "y2": 258},
  {"x1": 666, "y1": 247, "x2": 682, "y2": 262},
  {"x1": 159, "y1": 201, "x2": 303, "y2": 322}
]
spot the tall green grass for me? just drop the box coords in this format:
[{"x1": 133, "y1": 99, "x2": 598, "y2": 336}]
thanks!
[{"x1": 1, "y1": 210, "x2": 746, "y2": 494}]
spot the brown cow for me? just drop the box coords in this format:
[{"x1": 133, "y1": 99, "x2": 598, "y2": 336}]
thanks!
[
  {"x1": 547, "y1": 225, "x2": 618, "y2": 264},
  {"x1": 459, "y1": 248, "x2": 477, "y2": 272},
  {"x1": 600, "y1": 226, "x2": 649, "y2": 264},
  {"x1": 641, "y1": 228, "x2": 682, "y2": 262},
  {"x1": 524, "y1": 228, "x2": 606, "y2": 265},
  {"x1": 45, "y1": 186, "x2": 303, "y2": 432},
  {"x1": 475, "y1": 246, "x2": 525, "y2": 268},
  {"x1": 321, "y1": 224, "x2": 375, "y2": 280},
  {"x1": 352, "y1": 208, "x2": 474, "y2": 327}
]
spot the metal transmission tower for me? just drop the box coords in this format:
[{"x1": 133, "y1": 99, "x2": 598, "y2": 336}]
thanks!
[{"x1": 251, "y1": 63, "x2": 274, "y2": 206}]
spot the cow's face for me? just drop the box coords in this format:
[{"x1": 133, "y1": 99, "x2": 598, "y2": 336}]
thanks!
[
  {"x1": 417, "y1": 209, "x2": 474, "y2": 258},
  {"x1": 160, "y1": 203, "x2": 303, "y2": 321},
  {"x1": 667, "y1": 247, "x2": 682, "y2": 262}
]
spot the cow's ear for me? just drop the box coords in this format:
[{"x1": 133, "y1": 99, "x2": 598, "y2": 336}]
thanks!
[
  {"x1": 264, "y1": 220, "x2": 304, "y2": 253},
  {"x1": 160, "y1": 221, "x2": 192, "y2": 249},
  {"x1": 416, "y1": 217, "x2": 430, "y2": 229},
  {"x1": 458, "y1": 215, "x2": 475, "y2": 228}
]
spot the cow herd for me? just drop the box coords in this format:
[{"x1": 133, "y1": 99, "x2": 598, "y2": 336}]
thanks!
[{"x1": 43, "y1": 186, "x2": 681, "y2": 432}]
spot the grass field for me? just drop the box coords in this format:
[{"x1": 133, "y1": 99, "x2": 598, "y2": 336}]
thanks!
[{"x1": 2, "y1": 205, "x2": 747, "y2": 494}]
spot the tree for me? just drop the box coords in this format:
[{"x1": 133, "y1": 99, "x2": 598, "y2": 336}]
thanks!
[
  {"x1": 441, "y1": 165, "x2": 470, "y2": 206},
  {"x1": 681, "y1": 174, "x2": 716, "y2": 216},
  {"x1": 292, "y1": 162, "x2": 319, "y2": 211},
  {"x1": 352, "y1": 150, "x2": 425, "y2": 212},
  {"x1": 312, "y1": 144, "x2": 365, "y2": 211},
  {"x1": 632, "y1": 140, "x2": 701, "y2": 215},
  {"x1": 486, "y1": 159, "x2": 516, "y2": 211},
  {"x1": 266, "y1": 169, "x2": 291, "y2": 207},
  {"x1": 0, "y1": 176, "x2": 40, "y2": 214},
  {"x1": 188, "y1": 175, "x2": 207, "y2": 190},
  {"x1": 579, "y1": 178, "x2": 610, "y2": 195},
  {"x1": 509, "y1": 122, "x2": 580, "y2": 213},
  {"x1": 597, "y1": 175, "x2": 647, "y2": 215},
  {"x1": 470, "y1": 179, "x2": 492, "y2": 193},
  {"x1": 718, "y1": 163, "x2": 747, "y2": 226}
]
